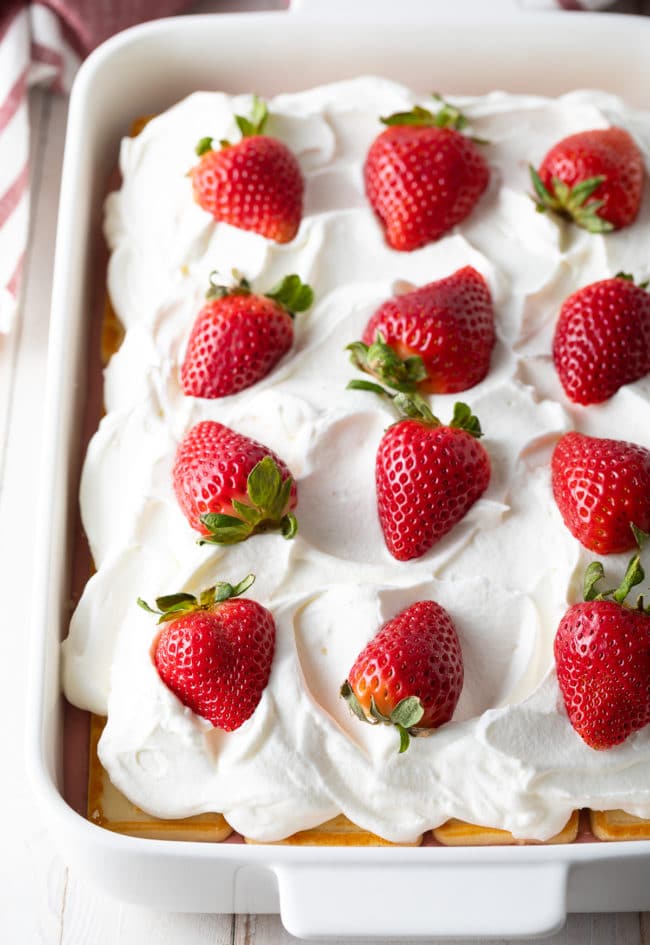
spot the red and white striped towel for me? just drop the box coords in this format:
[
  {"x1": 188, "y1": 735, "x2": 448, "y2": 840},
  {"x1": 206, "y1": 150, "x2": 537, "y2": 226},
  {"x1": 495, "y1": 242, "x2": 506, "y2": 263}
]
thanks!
[{"x1": 0, "y1": 1, "x2": 192, "y2": 333}]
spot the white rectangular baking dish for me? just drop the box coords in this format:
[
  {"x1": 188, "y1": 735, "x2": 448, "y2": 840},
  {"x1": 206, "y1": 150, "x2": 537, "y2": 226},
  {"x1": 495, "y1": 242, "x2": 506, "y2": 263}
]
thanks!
[{"x1": 27, "y1": 5, "x2": 650, "y2": 939}]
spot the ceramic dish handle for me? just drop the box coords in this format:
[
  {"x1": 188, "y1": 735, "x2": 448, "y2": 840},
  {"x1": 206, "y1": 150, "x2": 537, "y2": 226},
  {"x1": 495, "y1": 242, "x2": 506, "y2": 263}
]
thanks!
[{"x1": 275, "y1": 861, "x2": 569, "y2": 939}]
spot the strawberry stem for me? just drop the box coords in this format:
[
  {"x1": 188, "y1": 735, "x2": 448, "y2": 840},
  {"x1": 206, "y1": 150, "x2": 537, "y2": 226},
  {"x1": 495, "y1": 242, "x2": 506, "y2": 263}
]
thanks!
[
  {"x1": 346, "y1": 376, "x2": 435, "y2": 422},
  {"x1": 137, "y1": 574, "x2": 255, "y2": 623},
  {"x1": 265, "y1": 274, "x2": 314, "y2": 315},
  {"x1": 583, "y1": 523, "x2": 650, "y2": 606},
  {"x1": 613, "y1": 554, "x2": 645, "y2": 605},
  {"x1": 583, "y1": 561, "x2": 607, "y2": 602},
  {"x1": 529, "y1": 166, "x2": 614, "y2": 234},
  {"x1": 214, "y1": 573, "x2": 256, "y2": 601},
  {"x1": 281, "y1": 512, "x2": 298, "y2": 539},
  {"x1": 346, "y1": 350, "x2": 483, "y2": 434},
  {"x1": 449, "y1": 402, "x2": 483, "y2": 437},
  {"x1": 204, "y1": 271, "x2": 314, "y2": 315},
  {"x1": 340, "y1": 680, "x2": 370, "y2": 723},
  {"x1": 392, "y1": 392, "x2": 437, "y2": 422},
  {"x1": 199, "y1": 456, "x2": 297, "y2": 545},
  {"x1": 346, "y1": 375, "x2": 484, "y2": 439},
  {"x1": 346, "y1": 378, "x2": 391, "y2": 397},
  {"x1": 340, "y1": 683, "x2": 425, "y2": 753},
  {"x1": 195, "y1": 96, "x2": 268, "y2": 157},
  {"x1": 205, "y1": 270, "x2": 251, "y2": 300},
  {"x1": 381, "y1": 95, "x2": 467, "y2": 132},
  {"x1": 195, "y1": 136, "x2": 214, "y2": 157},
  {"x1": 380, "y1": 94, "x2": 488, "y2": 145},
  {"x1": 347, "y1": 333, "x2": 427, "y2": 393},
  {"x1": 614, "y1": 271, "x2": 650, "y2": 290},
  {"x1": 397, "y1": 726, "x2": 411, "y2": 754},
  {"x1": 234, "y1": 94, "x2": 268, "y2": 138}
]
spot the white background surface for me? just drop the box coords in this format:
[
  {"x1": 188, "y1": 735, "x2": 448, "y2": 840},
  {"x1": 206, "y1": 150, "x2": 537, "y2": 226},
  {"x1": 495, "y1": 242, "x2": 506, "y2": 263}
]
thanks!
[{"x1": 3, "y1": 0, "x2": 650, "y2": 942}]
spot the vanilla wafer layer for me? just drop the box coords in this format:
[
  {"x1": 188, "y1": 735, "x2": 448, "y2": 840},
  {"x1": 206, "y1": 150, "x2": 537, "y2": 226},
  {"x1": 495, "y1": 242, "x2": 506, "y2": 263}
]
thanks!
[
  {"x1": 434, "y1": 812, "x2": 580, "y2": 846},
  {"x1": 245, "y1": 814, "x2": 422, "y2": 846},
  {"x1": 88, "y1": 715, "x2": 232, "y2": 841},
  {"x1": 590, "y1": 810, "x2": 650, "y2": 841}
]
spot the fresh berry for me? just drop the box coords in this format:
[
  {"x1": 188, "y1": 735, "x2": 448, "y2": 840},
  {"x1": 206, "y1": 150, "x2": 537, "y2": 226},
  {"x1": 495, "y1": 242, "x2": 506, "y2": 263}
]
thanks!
[
  {"x1": 347, "y1": 371, "x2": 490, "y2": 560},
  {"x1": 181, "y1": 273, "x2": 313, "y2": 399},
  {"x1": 552, "y1": 274, "x2": 650, "y2": 405},
  {"x1": 530, "y1": 126, "x2": 644, "y2": 232},
  {"x1": 139, "y1": 575, "x2": 275, "y2": 731},
  {"x1": 554, "y1": 539, "x2": 650, "y2": 749},
  {"x1": 348, "y1": 266, "x2": 495, "y2": 394},
  {"x1": 551, "y1": 431, "x2": 650, "y2": 555},
  {"x1": 341, "y1": 600, "x2": 464, "y2": 752},
  {"x1": 190, "y1": 96, "x2": 303, "y2": 243},
  {"x1": 375, "y1": 406, "x2": 490, "y2": 561},
  {"x1": 364, "y1": 96, "x2": 489, "y2": 251},
  {"x1": 173, "y1": 420, "x2": 298, "y2": 544}
]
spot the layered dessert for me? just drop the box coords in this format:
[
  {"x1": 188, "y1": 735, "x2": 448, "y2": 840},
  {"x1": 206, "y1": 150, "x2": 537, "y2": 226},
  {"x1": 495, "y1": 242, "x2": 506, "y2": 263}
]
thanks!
[{"x1": 62, "y1": 77, "x2": 650, "y2": 844}]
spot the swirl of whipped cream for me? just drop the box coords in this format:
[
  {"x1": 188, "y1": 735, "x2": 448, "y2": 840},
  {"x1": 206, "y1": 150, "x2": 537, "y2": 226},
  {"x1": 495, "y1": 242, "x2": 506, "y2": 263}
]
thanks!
[{"x1": 63, "y1": 78, "x2": 650, "y2": 840}]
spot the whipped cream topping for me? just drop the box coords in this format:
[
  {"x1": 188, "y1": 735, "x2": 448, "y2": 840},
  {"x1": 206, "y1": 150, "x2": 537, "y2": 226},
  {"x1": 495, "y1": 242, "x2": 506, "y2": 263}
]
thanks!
[{"x1": 62, "y1": 78, "x2": 650, "y2": 841}]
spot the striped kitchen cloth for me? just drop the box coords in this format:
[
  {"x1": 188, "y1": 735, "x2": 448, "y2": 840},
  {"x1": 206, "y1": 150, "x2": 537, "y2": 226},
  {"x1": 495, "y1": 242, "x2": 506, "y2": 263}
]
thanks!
[{"x1": 0, "y1": 1, "x2": 192, "y2": 333}]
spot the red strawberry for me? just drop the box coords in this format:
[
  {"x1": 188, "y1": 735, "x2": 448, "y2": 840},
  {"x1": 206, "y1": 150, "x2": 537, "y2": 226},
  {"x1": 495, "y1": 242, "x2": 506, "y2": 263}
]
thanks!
[
  {"x1": 348, "y1": 266, "x2": 495, "y2": 395},
  {"x1": 375, "y1": 407, "x2": 490, "y2": 561},
  {"x1": 554, "y1": 542, "x2": 650, "y2": 749},
  {"x1": 140, "y1": 575, "x2": 275, "y2": 731},
  {"x1": 552, "y1": 274, "x2": 650, "y2": 405},
  {"x1": 530, "y1": 126, "x2": 644, "y2": 232},
  {"x1": 189, "y1": 96, "x2": 303, "y2": 243},
  {"x1": 180, "y1": 273, "x2": 313, "y2": 399},
  {"x1": 341, "y1": 600, "x2": 464, "y2": 752},
  {"x1": 347, "y1": 371, "x2": 491, "y2": 560},
  {"x1": 551, "y1": 431, "x2": 650, "y2": 555},
  {"x1": 173, "y1": 420, "x2": 298, "y2": 544},
  {"x1": 364, "y1": 97, "x2": 489, "y2": 251}
]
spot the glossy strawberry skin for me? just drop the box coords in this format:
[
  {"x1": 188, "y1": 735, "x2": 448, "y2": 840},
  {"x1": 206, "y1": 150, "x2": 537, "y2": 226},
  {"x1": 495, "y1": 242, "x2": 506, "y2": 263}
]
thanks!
[
  {"x1": 153, "y1": 598, "x2": 275, "y2": 731},
  {"x1": 362, "y1": 266, "x2": 495, "y2": 393},
  {"x1": 554, "y1": 599, "x2": 650, "y2": 749},
  {"x1": 173, "y1": 421, "x2": 297, "y2": 536},
  {"x1": 348, "y1": 600, "x2": 463, "y2": 729},
  {"x1": 364, "y1": 125, "x2": 489, "y2": 251},
  {"x1": 190, "y1": 136, "x2": 303, "y2": 243},
  {"x1": 181, "y1": 295, "x2": 293, "y2": 399},
  {"x1": 539, "y1": 127, "x2": 644, "y2": 230},
  {"x1": 376, "y1": 419, "x2": 490, "y2": 561},
  {"x1": 553, "y1": 277, "x2": 650, "y2": 405},
  {"x1": 551, "y1": 432, "x2": 650, "y2": 555}
]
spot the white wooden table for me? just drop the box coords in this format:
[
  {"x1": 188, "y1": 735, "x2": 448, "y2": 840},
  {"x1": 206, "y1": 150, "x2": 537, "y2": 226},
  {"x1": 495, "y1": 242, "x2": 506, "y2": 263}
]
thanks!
[{"x1": 3, "y1": 1, "x2": 650, "y2": 942}]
